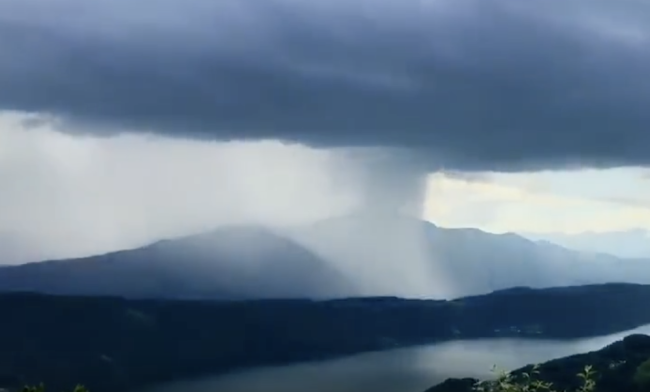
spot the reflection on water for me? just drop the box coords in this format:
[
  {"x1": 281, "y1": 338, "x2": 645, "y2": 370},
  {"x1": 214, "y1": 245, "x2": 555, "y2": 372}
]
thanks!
[{"x1": 142, "y1": 324, "x2": 650, "y2": 392}]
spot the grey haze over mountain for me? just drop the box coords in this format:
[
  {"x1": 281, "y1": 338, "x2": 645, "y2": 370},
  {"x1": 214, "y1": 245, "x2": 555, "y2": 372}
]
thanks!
[
  {"x1": 285, "y1": 215, "x2": 650, "y2": 298},
  {"x1": 521, "y1": 229, "x2": 650, "y2": 259},
  {"x1": 1, "y1": 215, "x2": 649, "y2": 300}
]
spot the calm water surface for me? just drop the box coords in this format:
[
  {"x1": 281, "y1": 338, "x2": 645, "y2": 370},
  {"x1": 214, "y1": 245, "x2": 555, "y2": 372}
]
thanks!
[{"x1": 142, "y1": 324, "x2": 650, "y2": 392}]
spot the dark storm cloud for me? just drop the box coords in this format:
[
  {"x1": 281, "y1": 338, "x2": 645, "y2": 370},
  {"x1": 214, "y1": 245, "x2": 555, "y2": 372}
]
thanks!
[{"x1": 1, "y1": 0, "x2": 650, "y2": 171}]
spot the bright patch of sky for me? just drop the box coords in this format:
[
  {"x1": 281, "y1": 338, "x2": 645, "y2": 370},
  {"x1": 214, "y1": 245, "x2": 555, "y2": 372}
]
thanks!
[{"x1": 424, "y1": 169, "x2": 650, "y2": 234}]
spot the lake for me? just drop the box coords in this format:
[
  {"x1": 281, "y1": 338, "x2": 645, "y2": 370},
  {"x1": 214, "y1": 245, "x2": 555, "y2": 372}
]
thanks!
[{"x1": 141, "y1": 324, "x2": 650, "y2": 392}]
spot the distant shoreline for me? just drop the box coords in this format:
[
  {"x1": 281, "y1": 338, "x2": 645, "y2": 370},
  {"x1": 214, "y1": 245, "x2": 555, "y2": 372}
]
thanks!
[{"x1": 2, "y1": 283, "x2": 650, "y2": 392}]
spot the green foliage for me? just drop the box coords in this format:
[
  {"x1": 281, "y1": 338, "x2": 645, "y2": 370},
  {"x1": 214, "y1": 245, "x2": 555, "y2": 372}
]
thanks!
[
  {"x1": 473, "y1": 364, "x2": 597, "y2": 392},
  {"x1": 634, "y1": 358, "x2": 650, "y2": 388},
  {"x1": 21, "y1": 384, "x2": 88, "y2": 392}
]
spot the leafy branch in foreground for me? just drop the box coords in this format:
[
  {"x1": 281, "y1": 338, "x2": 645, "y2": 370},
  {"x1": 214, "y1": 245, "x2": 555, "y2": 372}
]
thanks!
[
  {"x1": 21, "y1": 384, "x2": 88, "y2": 392},
  {"x1": 473, "y1": 364, "x2": 597, "y2": 392}
]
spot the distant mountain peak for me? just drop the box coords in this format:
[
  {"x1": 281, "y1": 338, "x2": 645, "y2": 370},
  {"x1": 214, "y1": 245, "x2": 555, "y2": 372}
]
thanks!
[{"x1": 0, "y1": 226, "x2": 360, "y2": 300}]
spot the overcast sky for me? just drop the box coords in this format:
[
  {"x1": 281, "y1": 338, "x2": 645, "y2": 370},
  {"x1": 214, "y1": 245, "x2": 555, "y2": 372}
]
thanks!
[{"x1": 1, "y1": 0, "x2": 649, "y2": 262}]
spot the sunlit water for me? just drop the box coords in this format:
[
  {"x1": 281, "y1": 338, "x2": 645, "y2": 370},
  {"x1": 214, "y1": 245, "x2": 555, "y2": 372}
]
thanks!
[{"x1": 141, "y1": 324, "x2": 650, "y2": 392}]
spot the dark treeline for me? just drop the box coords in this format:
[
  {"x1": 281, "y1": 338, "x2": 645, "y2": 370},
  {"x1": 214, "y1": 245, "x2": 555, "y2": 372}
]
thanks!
[{"x1": 2, "y1": 283, "x2": 650, "y2": 392}]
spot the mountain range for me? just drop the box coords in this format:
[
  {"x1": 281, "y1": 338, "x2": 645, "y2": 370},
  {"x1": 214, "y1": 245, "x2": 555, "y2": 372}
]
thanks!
[
  {"x1": 0, "y1": 214, "x2": 649, "y2": 300},
  {"x1": 521, "y1": 229, "x2": 650, "y2": 259}
]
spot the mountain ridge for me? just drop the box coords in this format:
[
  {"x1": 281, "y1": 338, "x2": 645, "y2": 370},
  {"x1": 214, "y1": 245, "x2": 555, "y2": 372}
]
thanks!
[
  {"x1": 521, "y1": 229, "x2": 650, "y2": 259},
  {"x1": 0, "y1": 225, "x2": 358, "y2": 300},
  {"x1": 1, "y1": 216, "x2": 649, "y2": 300}
]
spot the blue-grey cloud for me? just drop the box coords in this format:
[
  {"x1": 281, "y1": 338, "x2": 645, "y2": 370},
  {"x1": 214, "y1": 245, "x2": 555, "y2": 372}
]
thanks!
[{"x1": 1, "y1": 0, "x2": 650, "y2": 171}]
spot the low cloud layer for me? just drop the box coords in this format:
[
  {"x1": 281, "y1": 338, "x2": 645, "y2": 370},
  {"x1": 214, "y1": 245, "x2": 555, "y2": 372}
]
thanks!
[{"x1": 2, "y1": 0, "x2": 650, "y2": 171}]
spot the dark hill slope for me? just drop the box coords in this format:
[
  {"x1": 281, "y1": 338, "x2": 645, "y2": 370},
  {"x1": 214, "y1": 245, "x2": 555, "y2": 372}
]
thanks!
[{"x1": 426, "y1": 334, "x2": 650, "y2": 392}]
